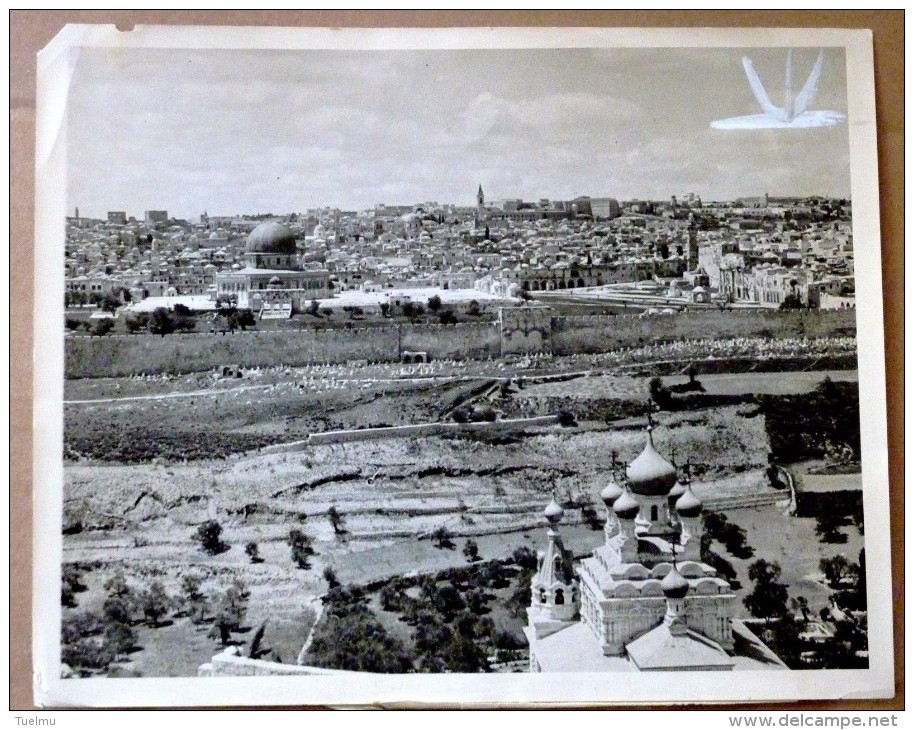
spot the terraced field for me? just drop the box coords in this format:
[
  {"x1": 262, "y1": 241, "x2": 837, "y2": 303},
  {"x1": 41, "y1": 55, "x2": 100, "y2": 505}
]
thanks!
[{"x1": 60, "y1": 357, "x2": 857, "y2": 676}]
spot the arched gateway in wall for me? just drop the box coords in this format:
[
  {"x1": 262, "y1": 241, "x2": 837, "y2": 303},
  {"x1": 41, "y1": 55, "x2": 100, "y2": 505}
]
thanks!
[{"x1": 498, "y1": 306, "x2": 553, "y2": 356}]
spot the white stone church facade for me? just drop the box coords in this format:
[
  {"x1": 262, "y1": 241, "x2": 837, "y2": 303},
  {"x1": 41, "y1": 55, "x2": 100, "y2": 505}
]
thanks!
[{"x1": 524, "y1": 426, "x2": 789, "y2": 672}]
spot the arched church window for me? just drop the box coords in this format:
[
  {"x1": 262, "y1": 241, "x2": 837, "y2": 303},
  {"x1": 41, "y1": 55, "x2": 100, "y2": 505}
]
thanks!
[
  {"x1": 555, "y1": 588, "x2": 565, "y2": 605},
  {"x1": 650, "y1": 505, "x2": 659, "y2": 521},
  {"x1": 539, "y1": 588, "x2": 547, "y2": 604}
]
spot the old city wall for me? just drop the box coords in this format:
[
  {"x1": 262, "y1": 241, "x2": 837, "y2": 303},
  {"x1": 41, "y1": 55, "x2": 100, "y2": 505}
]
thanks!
[
  {"x1": 65, "y1": 327, "x2": 402, "y2": 378},
  {"x1": 64, "y1": 322, "x2": 499, "y2": 378},
  {"x1": 65, "y1": 309, "x2": 857, "y2": 378},
  {"x1": 550, "y1": 308, "x2": 857, "y2": 355},
  {"x1": 399, "y1": 322, "x2": 500, "y2": 360}
]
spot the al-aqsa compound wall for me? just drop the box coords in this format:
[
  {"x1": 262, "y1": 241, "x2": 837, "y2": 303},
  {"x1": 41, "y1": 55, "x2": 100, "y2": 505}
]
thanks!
[
  {"x1": 65, "y1": 327, "x2": 403, "y2": 378},
  {"x1": 549, "y1": 308, "x2": 857, "y2": 355},
  {"x1": 499, "y1": 306, "x2": 553, "y2": 356},
  {"x1": 64, "y1": 308, "x2": 856, "y2": 378}
]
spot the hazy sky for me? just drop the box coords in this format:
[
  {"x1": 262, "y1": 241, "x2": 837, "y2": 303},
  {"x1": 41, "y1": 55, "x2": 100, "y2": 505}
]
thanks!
[{"x1": 66, "y1": 46, "x2": 850, "y2": 219}]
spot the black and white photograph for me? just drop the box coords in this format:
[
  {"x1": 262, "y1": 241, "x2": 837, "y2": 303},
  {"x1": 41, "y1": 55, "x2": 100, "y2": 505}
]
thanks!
[{"x1": 33, "y1": 25, "x2": 893, "y2": 707}]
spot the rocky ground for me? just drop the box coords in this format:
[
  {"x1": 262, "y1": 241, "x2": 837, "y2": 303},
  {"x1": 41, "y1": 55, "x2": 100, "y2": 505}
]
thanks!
[{"x1": 59, "y1": 358, "x2": 859, "y2": 676}]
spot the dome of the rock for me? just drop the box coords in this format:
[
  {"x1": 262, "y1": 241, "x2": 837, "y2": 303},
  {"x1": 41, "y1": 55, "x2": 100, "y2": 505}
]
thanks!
[{"x1": 245, "y1": 222, "x2": 297, "y2": 255}]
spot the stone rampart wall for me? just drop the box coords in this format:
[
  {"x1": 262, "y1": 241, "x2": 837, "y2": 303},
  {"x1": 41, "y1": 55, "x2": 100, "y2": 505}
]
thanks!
[
  {"x1": 550, "y1": 309, "x2": 857, "y2": 355},
  {"x1": 65, "y1": 308, "x2": 856, "y2": 378}
]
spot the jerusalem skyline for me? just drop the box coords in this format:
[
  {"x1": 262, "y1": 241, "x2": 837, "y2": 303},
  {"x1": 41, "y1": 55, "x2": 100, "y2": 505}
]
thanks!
[{"x1": 66, "y1": 46, "x2": 851, "y2": 219}]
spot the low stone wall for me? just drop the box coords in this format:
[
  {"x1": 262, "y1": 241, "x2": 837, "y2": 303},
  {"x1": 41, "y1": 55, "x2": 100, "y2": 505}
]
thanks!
[
  {"x1": 199, "y1": 647, "x2": 355, "y2": 677},
  {"x1": 795, "y1": 488, "x2": 863, "y2": 518},
  {"x1": 307, "y1": 415, "x2": 560, "y2": 445}
]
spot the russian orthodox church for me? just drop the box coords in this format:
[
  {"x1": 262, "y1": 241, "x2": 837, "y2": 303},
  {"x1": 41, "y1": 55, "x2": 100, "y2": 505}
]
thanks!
[{"x1": 524, "y1": 424, "x2": 789, "y2": 672}]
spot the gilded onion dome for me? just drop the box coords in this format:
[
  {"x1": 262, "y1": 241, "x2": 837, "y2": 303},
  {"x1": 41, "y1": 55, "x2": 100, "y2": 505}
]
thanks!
[{"x1": 667, "y1": 480, "x2": 686, "y2": 501}]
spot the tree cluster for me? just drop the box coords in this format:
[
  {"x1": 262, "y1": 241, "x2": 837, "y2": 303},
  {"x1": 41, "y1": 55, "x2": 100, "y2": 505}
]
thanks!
[
  {"x1": 304, "y1": 552, "x2": 537, "y2": 674},
  {"x1": 62, "y1": 563, "x2": 88, "y2": 608},
  {"x1": 209, "y1": 579, "x2": 250, "y2": 645},
  {"x1": 193, "y1": 520, "x2": 229, "y2": 555},
  {"x1": 815, "y1": 513, "x2": 852, "y2": 544},
  {"x1": 759, "y1": 377, "x2": 861, "y2": 464},
  {"x1": 744, "y1": 559, "x2": 790, "y2": 624},
  {"x1": 748, "y1": 550, "x2": 868, "y2": 670},
  {"x1": 308, "y1": 584, "x2": 413, "y2": 673},
  {"x1": 61, "y1": 569, "x2": 144, "y2": 675},
  {"x1": 451, "y1": 403, "x2": 498, "y2": 424},
  {"x1": 702, "y1": 511, "x2": 754, "y2": 559},
  {"x1": 148, "y1": 306, "x2": 197, "y2": 336},
  {"x1": 288, "y1": 528, "x2": 315, "y2": 569}
]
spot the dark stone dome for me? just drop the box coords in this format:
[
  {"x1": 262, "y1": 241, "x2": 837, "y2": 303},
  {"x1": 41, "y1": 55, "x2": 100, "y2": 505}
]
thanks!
[{"x1": 246, "y1": 222, "x2": 297, "y2": 255}]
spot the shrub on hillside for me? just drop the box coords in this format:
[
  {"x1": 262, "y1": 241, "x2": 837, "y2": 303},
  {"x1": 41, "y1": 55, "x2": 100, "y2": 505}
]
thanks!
[
  {"x1": 244, "y1": 541, "x2": 262, "y2": 563},
  {"x1": 139, "y1": 580, "x2": 171, "y2": 627},
  {"x1": 124, "y1": 313, "x2": 150, "y2": 333},
  {"x1": 62, "y1": 564, "x2": 88, "y2": 608},
  {"x1": 194, "y1": 520, "x2": 228, "y2": 555},
  {"x1": 288, "y1": 529, "x2": 315, "y2": 569},
  {"x1": 90, "y1": 319, "x2": 115, "y2": 336}
]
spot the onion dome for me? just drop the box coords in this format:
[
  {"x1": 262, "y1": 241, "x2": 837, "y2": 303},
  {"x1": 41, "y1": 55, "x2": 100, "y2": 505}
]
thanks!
[
  {"x1": 613, "y1": 489, "x2": 640, "y2": 520},
  {"x1": 544, "y1": 497, "x2": 564, "y2": 526},
  {"x1": 600, "y1": 477, "x2": 624, "y2": 507},
  {"x1": 675, "y1": 484, "x2": 703, "y2": 518},
  {"x1": 627, "y1": 428, "x2": 678, "y2": 496},
  {"x1": 661, "y1": 563, "x2": 690, "y2": 599},
  {"x1": 246, "y1": 222, "x2": 297, "y2": 255},
  {"x1": 667, "y1": 480, "x2": 686, "y2": 502}
]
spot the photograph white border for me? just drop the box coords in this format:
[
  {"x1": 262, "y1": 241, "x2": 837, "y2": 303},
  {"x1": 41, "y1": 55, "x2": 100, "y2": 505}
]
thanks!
[{"x1": 33, "y1": 24, "x2": 892, "y2": 707}]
